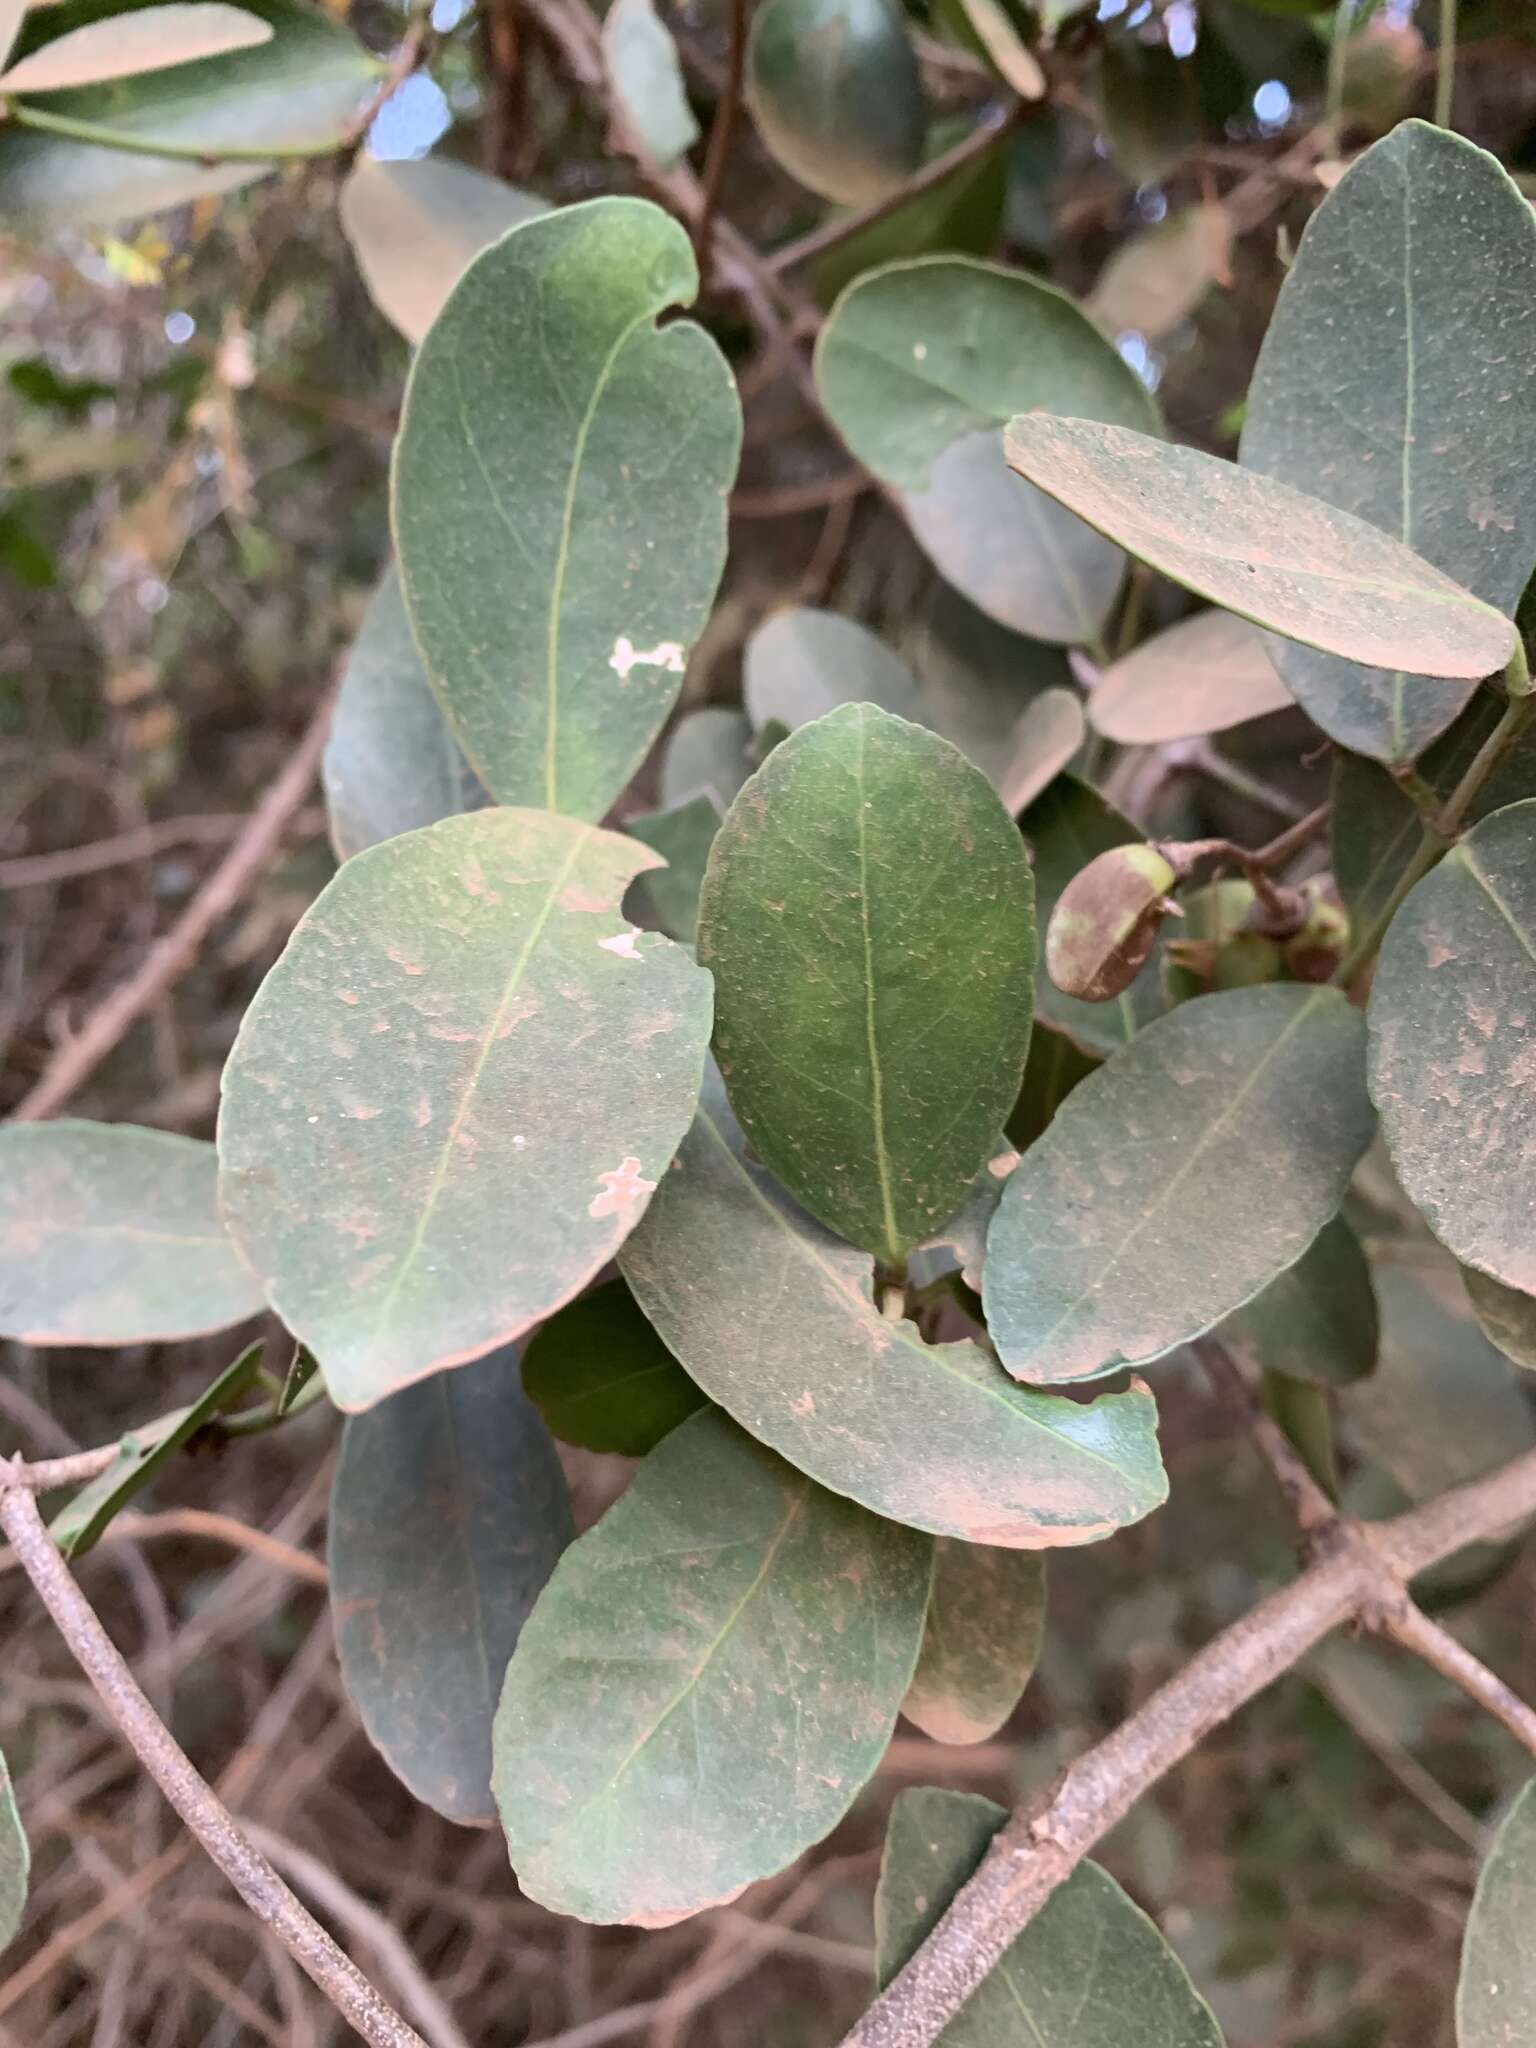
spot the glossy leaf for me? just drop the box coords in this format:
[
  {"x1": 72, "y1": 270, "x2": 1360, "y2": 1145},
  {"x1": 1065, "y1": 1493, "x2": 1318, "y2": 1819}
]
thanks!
[
  {"x1": 493, "y1": 1408, "x2": 931, "y2": 1924},
  {"x1": 0, "y1": 4, "x2": 272, "y2": 91},
  {"x1": 1369, "y1": 800, "x2": 1536, "y2": 1293},
  {"x1": 1003, "y1": 417, "x2": 1516, "y2": 682},
  {"x1": 620, "y1": 1073, "x2": 1169, "y2": 1545},
  {"x1": 1087, "y1": 201, "x2": 1231, "y2": 343},
  {"x1": 1463, "y1": 1266, "x2": 1536, "y2": 1374},
  {"x1": 986, "y1": 985, "x2": 1375, "y2": 1385},
  {"x1": 744, "y1": 607, "x2": 925, "y2": 733},
  {"x1": 0, "y1": 1751, "x2": 26, "y2": 1959},
  {"x1": 52, "y1": 1343, "x2": 265, "y2": 1561},
  {"x1": 323, "y1": 568, "x2": 485, "y2": 860},
  {"x1": 0, "y1": 0, "x2": 378, "y2": 228},
  {"x1": 0, "y1": 1123, "x2": 264, "y2": 1345},
  {"x1": 1458, "y1": 1776, "x2": 1536, "y2": 2047},
  {"x1": 218, "y1": 809, "x2": 713, "y2": 1411},
  {"x1": 746, "y1": 0, "x2": 925, "y2": 207},
  {"x1": 393, "y1": 198, "x2": 740, "y2": 818},
  {"x1": 1241, "y1": 123, "x2": 1536, "y2": 761},
  {"x1": 698, "y1": 703, "x2": 1036, "y2": 1258},
  {"x1": 1218, "y1": 1213, "x2": 1378, "y2": 1387},
  {"x1": 1022, "y1": 775, "x2": 1164, "y2": 1054},
  {"x1": 658, "y1": 706, "x2": 754, "y2": 809},
  {"x1": 624, "y1": 793, "x2": 720, "y2": 943},
  {"x1": 339, "y1": 154, "x2": 547, "y2": 346},
  {"x1": 329, "y1": 1346, "x2": 572, "y2": 1824},
  {"x1": 520, "y1": 1280, "x2": 705, "y2": 1455},
  {"x1": 903, "y1": 1544, "x2": 1045, "y2": 1744},
  {"x1": 603, "y1": 0, "x2": 699, "y2": 168},
  {"x1": 877, "y1": 1789, "x2": 1227, "y2": 2047},
  {"x1": 815, "y1": 257, "x2": 1159, "y2": 644},
  {"x1": 1090, "y1": 609, "x2": 1293, "y2": 744}
]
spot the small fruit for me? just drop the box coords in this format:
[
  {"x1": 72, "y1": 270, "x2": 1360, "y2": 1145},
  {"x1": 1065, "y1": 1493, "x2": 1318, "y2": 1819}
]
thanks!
[
  {"x1": 1165, "y1": 879, "x2": 1282, "y2": 1001},
  {"x1": 1283, "y1": 877, "x2": 1350, "y2": 983},
  {"x1": 1046, "y1": 843, "x2": 1178, "y2": 1002}
]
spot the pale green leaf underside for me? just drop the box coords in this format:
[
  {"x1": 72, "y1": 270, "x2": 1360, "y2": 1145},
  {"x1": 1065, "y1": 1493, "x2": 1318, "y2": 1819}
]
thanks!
[
  {"x1": 217, "y1": 808, "x2": 713, "y2": 1411},
  {"x1": 985, "y1": 985, "x2": 1375, "y2": 1385},
  {"x1": 877, "y1": 1789, "x2": 1226, "y2": 2047},
  {"x1": 392, "y1": 197, "x2": 741, "y2": 819},
  {"x1": 1464, "y1": 1266, "x2": 1536, "y2": 1373},
  {"x1": 620, "y1": 1073, "x2": 1168, "y2": 1546},
  {"x1": 699, "y1": 703, "x2": 1036, "y2": 1258},
  {"x1": 1089, "y1": 608, "x2": 1294, "y2": 745},
  {"x1": 0, "y1": 1122, "x2": 263, "y2": 1345},
  {"x1": 1003, "y1": 417, "x2": 1516, "y2": 681},
  {"x1": 0, "y1": 1750, "x2": 27, "y2": 1959},
  {"x1": 493, "y1": 1408, "x2": 931, "y2": 1923},
  {"x1": 330, "y1": 1346, "x2": 572, "y2": 1824},
  {"x1": 602, "y1": 0, "x2": 699, "y2": 168},
  {"x1": 1241, "y1": 122, "x2": 1536, "y2": 762},
  {"x1": 1369, "y1": 799, "x2": 1536, "y2": 1294},
  {"x1": 1459, "y1": 1775, "x2": 1536, "y2": 2046},
  {"x1": 0, "y1": 4, "x2": 272, "y2": 93},
  {"x1": 903, "y1": 1544, "x2": 1045, "y2": 1745},
  {"x1": 744, "y1": 606, "x2": 925, "y2": 733}
]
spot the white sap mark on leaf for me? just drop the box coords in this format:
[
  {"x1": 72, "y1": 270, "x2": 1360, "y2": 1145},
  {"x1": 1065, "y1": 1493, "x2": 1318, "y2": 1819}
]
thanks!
[
  {"x1": 599, "y1": 929, "x2": 644, "y2": 960},
  {"x1": 589, "y1": 1155, "x2": 657, "y2": 1218},
  {"x1": 913, "y1": 343, "x2": 928, "y2": 361},
  {"x1": 608, "y1": 635, "x2": 687, "y2": 682}
]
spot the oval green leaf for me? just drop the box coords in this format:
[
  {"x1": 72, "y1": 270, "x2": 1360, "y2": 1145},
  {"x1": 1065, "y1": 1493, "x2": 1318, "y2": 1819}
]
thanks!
[
  {"x1": 1241, "y1": 123, "x2": 1536, "y2": 762},
  {"x1": 903, "y1": 1544, "x2": 1045, "y2": 1745},
  {"x1": 217, "y1": 809, "x2": 713, "y2": 1411},
  {"x1": 0, "y1": 1751, "x2": 27, "y2": 1959},
  {"x1": 493, "y1": 1407, "x2": 931, "y2": 1924},
  {"x1": 1089, "y1": 608, "x2": 1294, "y2": 744},
  {"x1": 392, "y1": 197, "x2": 741, "y2": 819},
  {"x1": 1369, "y1": 799, "x2": 1536, "y2": 1293},
  {"x1": 520, "y1": 1280, "x2": 705, "y2": 1455},
  {"x1": 744, "y1": 606, "x2": 925, "y2": 733},
  {"x1": 322, "y1": 567, "x2": 486, "y2": 860},
  {"x1": 877, "y1": 1788, "x2": 1226, "y2": 2048},
  {"x1": 659, "y1": 705, "x2": 754, "y2": 809},
  {"x1": 985, "y1": 985, "x2": 1375, "y2": 1385},
  {"x1": 901, "y1": 582, "x2": 1076, "y2": 795},
  {"x1": 1463, "y1": 1266, "x2": 1536, "y2": 1374},
  {"x1": 746, "y1": 0, "x2": 925, "y2": 207},
  {"x1": 1003, "y1": 417, "x2": 1516, "y2": 681},
  {"x1": 329, "y1": 1345, "x2": 572, "y2": 1824},
  {"x1": 1218, "y1": 1212, "x2": 1379, "y2": 1387},
  {"x1": 339, "y1": 154, "x2": 548, "y2": 347},
  {"x1": 624, "y1": 793, "x2": 721, "y2": 944},
  {"x1": 620, "y1": 1073, "x2": 1168, "y2": 1546},
  {"x1": 698, "y1": 703, "x2": 1036, "y2": 1259},
  {"x1": 816, "y1": 258, "x2": 1160, "y2": 644},
  {"x1": 0, "y1": 1123, "x2": 264, "y2": 1345},
  {"x1": 602, "y1": 0, "x2": 699, "y2": 169},
  {"x1": 1458, "y1": 1776, "x2": 1536, "y2": 2048}
]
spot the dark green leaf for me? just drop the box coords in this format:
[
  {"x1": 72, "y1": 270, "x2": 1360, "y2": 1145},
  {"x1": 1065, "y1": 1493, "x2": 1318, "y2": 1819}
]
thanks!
[
  {"x1": 602, "y1": 0, "x2": 699, "y2": 169},
  {"x1": 1089, "y1": 609, "x2": 1294, "y2": 745},
  {"x1": 1098, "y1": 32, "x2": 1202, "y2": 186},
  {"x1": 393, "y1": 198, "x2": 740, "y2": 818},
  {"x1": 0, "y1": 1750, "x2": 27, "y2": 1959},
  {"x1": 0, "y1": 0, "x2": 378, "y2": 228},
  {"x1": 0, "y1": 1123, "x2": 265, "y2": 1345},
  {"x1": 1458, "y1": 1775, "x2": 1536, "y2": 2047},
  {"x1": 815, "y1": 256, "x2": 1159, "y2": 643},
  {"x1": 746, "y1": 0, "x2": 926, "y2": 206},
  {"x1": 877, "y1": 1788, "x2": 1226, "y2": 2046},
  {"x1": 658, "y1": 705, "x2": 754, "y2": 809},
  {"x1": 1007, "y1": 1021, "x2": 1100, "y2": 1151},
  {"x1": 985, "y1": 986, "x2": 1375, "y2": 1385},
  {"x1": 218, "y1": 810, "x2": 713, "y2": 1412},
  {"x1": 493, "y1": 1408, "x2": 931, "y2": 1923},
  {"x1": 1219, "y1": 1213, "x2": 1378, "y2": 1387},
  {"x1": 1369, "y1": 799, "x2": 1536, "y2": 1293},
  {"x1": 1463, "y1": 1266, "x2": 1536, "y2": 1373},
  {"x1": 329, "y1": 1346, "x2": 572, "y2": 1824},
  {"x1": 1021, "y1": 775, "x2": 1164, "y2": 1054},
  {"x1": 1241, "y1": 123, "x2": 1536, "y2": 761},
  {"x1": 698, "y1": 703, "x2": 1036, "y2": 1259},
  {"x1": 744, "y1": 606, "x2": 925, "y2": 732},
  {"x1": 903, "y1": 1544, "x2": 1045, "y2": 1744},
  {"x1": 339, "y1": 154, "x2": 548, "y2": 347},
  {"x1": 521, "y1": 1280, "x2": 705, "y2": 1455},
  {"x1": 52, "y1": 1342, "x2": 265, "y2": 1561},
  {"x1": 620, "y1": 1073, "x2": 1169, "y2": 1545},
  {"x1": 1003, "y1": 417, "x2": 1516, "y2": 682},
  {"x1": 322, "y1": 568, "x2": 485, "y2": 861},
  {"x1": 624, "y1": 793, "x2": 721, "y2": 943}
]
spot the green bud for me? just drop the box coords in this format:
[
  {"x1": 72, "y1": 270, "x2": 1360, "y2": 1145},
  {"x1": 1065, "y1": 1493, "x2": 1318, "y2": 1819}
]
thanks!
[{"x1": 1046, "y1": 843, "x2": 1177, "y2": 1002}]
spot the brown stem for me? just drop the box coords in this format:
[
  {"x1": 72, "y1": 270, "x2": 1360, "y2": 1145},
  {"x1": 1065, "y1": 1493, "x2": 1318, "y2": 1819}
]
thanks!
[
  {"x1": 5, "y1": 1445, "x2": 124, "y2": 1492},
  {"x1": 837, "y1": 1443, "x2": 1536, "y2": 2048},
  {"x1": 694, "y1": 0, "x2": 747, "y2": 292},
  {"x1": 0, "y1": 1483, "x2": 430, "y2": 2048},
  {"x1": 1194, "y1": 1340, "x2": 1336, "y2": 1539},
  {"x1": 1366, "y1": 1593, "x2": 1536, "y2": 1763}
]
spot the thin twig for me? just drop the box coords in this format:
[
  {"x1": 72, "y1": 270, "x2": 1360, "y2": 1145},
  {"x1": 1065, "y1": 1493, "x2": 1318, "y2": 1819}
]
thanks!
[
  {"x1": 0, "y1": 812, "x2": 315, "y2": 891},
  {"x1": 8, "y1": 685, "x2": 334, "y2": 1123},
  {"x1": 1195, "y1": 1340, "x2": 1336, "y2": 1539},
  {"x1": 0, "y1": 1484, "x2": 430, "y2": 2048},
  {"x1": 0, "y1": 1508, "x2": 329, "y2": 1586},
  {"x1": 1366, "y1": 1595, "x2": 1536, "y2": 1763},
  {"x1": 4, "y1": 1446, "x2": 124, "y2": 1493},
  {"x1": 694, "y1": 0, "x2": 747, "y2": 291},
  {"x1": 1435, "y1": 0, "x2": 1459, "y2": 129}
]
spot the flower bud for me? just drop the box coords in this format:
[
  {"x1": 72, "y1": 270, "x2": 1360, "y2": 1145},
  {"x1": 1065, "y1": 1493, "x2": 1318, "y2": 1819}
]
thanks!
[{"x1": 1046, "y1": 843, "x2": 1177, "y2": 1002}]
